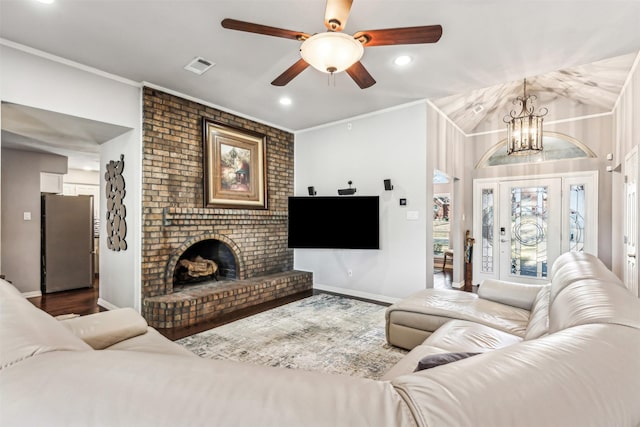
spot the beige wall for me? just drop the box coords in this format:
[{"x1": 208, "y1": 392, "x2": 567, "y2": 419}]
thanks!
[
  {"x1": 469, "y1": 115, "x2": 615, "y2": 268},
  {"x1": 1, "y1": 148, "x2": 67, "y2": 293}
]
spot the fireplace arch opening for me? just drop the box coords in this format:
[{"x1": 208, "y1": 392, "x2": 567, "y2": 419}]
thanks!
[{"x1": 171, "y1": 239, "x2": 239, "y2": 289}]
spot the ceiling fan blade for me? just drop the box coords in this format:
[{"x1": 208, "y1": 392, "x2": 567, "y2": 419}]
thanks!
[
  {"x1": 354, "y1": 25, "x2": 443, "y2": 46},
  {"x1": 324, "y1": 0, "x2": 353, "y2": 31},
  {"x1": 222, "y1": 18, "x2": 311, "y2": 41},
  {"x1": 346, "y1": 61, "x2": 376, "y2": 89},
  {"x1": 271, "y1": 59, "x2": 310, "y2": 86}
]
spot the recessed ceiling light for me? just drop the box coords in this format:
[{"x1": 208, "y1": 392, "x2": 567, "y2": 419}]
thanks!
[
  {"x1": 279, "y1": 97, "x2": 292, "y2": 106},
  {"x1": 394, "y1": 55, "x2": 412, "y2": 66}
]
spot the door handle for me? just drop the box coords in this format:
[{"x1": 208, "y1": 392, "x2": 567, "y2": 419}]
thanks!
[
  {"x1": 628, "y1": 253, "x2": 637, "y2": 258},
  {"x1": 500, "y1": 239, "x2": 508, "y2": 243}
]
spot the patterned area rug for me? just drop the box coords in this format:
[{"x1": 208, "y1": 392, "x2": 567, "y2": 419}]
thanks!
[{"x1": 177, "y1": 293, "x2": 407, "y2": 380}]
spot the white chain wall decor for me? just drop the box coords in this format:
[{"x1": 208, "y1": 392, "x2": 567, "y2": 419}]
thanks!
[{"x1": 105, "y1": 154, "x2": 127, "y2": 251}]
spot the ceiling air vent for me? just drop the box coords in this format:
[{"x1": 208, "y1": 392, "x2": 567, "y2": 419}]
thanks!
[{"x1": 184, "y1": 57, "x2": 215, "y2": 75}]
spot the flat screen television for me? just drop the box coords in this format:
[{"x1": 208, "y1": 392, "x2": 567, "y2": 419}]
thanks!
[{"x1": 288, "y1": 196, "x2": 379, "y2": 249}]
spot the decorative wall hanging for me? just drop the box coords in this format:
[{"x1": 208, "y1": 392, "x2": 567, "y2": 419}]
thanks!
[
  {"x1": 203, "y1": 118, "x2": 267, "y2": 209},
  {"x1": 105, "y1": 154, "x2": 128, "y2": 251}
]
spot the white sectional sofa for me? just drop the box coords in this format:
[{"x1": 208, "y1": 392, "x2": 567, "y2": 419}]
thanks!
[{"x1": 2, "y1": 252, "x2": 640, "y2": 427}]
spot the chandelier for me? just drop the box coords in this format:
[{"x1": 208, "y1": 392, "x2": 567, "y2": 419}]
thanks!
[{"x1": 504, "y1": 78, "x2": 548, "y2": 155}]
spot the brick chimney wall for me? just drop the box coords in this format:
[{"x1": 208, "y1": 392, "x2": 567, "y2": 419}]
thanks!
[{"x1": 141, "y1": 87, "x2": 295, "y2": 300}]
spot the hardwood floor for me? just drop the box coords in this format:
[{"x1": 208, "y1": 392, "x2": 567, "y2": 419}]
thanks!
[{"x1": 28, "y1": 279, "x2": 104, "y2": 317}]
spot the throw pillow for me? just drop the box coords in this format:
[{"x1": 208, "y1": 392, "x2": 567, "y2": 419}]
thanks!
[{"x1": 414, "y1": 352, "x2": 480, "y2": 372}]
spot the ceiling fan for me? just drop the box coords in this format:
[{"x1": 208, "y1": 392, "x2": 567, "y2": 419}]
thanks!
[{"x1": 221, "y1": 0, "x2": 442, "y2": 89}]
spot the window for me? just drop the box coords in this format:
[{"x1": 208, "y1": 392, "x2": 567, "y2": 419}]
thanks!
[{"x1": 476, "y1": 132, "x2": 596, "y2": 168}]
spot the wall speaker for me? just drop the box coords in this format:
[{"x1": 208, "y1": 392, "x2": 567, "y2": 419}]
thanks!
[
  {"x1": 384, "y1": 179, "x2": 393, "y2": 191},
  {"x1": 307, "y1": 186, "x2": 317, "y2": 196},
  {"x1": 337, "y1": 180, "x2": 356, "y2": 196}
]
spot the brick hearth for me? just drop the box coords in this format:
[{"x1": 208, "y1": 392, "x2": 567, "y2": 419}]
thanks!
[
  {"x1": 141, "y1": 88, "x2": 312, "y2": 327},
  {"x1": 143, "y1": 271, "x2": 312, "y2": 329}
]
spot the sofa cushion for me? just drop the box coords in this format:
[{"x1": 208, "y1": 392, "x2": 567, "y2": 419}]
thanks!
[
  {"x1": 386, "y1": 289, "x2": 530, "y2": 350},
  {"x1": 392, "y1": 324, "x2": 640, "y2": 427},
  {"x1": 381, "y1": 345, "x2": 450, "y2": 380},
  {"x1": 524, "y1": 285, "x2": 551, "y2": 340},
  {"x1": 0, "y1": 279, "x2": 92, "y2": 370},
  {"x1": 549, "y1": 279, "x2": 640, "y2": 334},
  {"x1": 0, "y1": 350, "x2": 418, "y2": 427},
  {"x1": 549, "y1": 252, "x2": 623, "y2": 305},
  {"x1": 414, "y1": 352, "x2": 480, "y2": 372},
  {"x1": 107, "y1": 327, "x2": 197, "y2": 357},
  {"x1": 60, "y1": 308, "x2": 149, "y2": 349},
  {"x1": 424, "y1": 319, "x2": 522, "y2": 353},
  {"x1": 477, "y1": 279, "x2": 546, "y2": 310}
]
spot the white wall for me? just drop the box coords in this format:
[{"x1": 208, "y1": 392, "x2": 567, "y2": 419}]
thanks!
[
  {"x1": 0, "y1": 43, "x2": 142, "y2": 310},
  {"x1": 99, "y1": 132, "x2": 141, "y2": 311},
  {"x1": 294, "y1": 103, "x2": 428, "y2": 301}
]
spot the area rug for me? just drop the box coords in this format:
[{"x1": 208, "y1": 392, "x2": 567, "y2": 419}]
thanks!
[{"x1": 177, "y1": 293, "x2": 407, "y2": 380}]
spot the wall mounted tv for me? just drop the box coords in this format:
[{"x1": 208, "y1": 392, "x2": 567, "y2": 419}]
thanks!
[{"x1": 288, "y1": 196, "x2": 379, "y2": 250}]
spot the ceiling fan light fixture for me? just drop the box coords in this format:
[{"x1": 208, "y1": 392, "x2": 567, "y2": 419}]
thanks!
[{"x1": 300, "y1": 32, "x2": 364, "y2": 74}]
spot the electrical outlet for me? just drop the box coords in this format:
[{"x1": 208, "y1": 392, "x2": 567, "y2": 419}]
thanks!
[{"x1": 347, "y1": 269, "x2": 353, "y2": 277}]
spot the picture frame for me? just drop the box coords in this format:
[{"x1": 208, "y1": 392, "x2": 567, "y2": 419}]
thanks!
[{"x1": 202, "y1": 118, "x2": 267, "y2": 209}]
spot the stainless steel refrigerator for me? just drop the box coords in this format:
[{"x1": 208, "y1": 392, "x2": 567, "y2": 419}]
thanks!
[{"x1": 41, "y1": 194, "x2": 94, "y2": 293}]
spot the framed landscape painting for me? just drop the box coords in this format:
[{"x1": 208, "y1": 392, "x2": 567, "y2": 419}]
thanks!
[{"x1": 202, "y1": 119, "x2": 267, "y2": 209}]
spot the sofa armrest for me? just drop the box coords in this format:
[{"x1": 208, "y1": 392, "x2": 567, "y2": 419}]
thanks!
[
  {"x1": 59, "y1": 308, "x2": 148, "y2": 350},
  {"x1": 477, "y1": 279, "x2": 547, "y2": 310}
]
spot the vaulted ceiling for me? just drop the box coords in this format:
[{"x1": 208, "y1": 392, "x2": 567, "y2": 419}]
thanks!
[
  {"x1": 433, "y1": 53, "x2": 637, "y2": 135},
  {"x1": 1, "y1": 0, "x2": 639, "y2": 137}
]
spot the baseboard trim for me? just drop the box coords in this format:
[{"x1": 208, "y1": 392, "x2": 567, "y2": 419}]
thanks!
[
  {"x1": 313, "y1": 284, "x2": 400, "y2": 304},
  {"x1": 451, "y1": 281, "x2": 465, "y2": 290},
  {"x1": 22, "y1": 290, "x2": 42, "y2": 298},
  {"x1": 97, "y1": 298, "x2": 119, "y2": 311}
]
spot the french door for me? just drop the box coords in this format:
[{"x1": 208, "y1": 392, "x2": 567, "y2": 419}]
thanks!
[
  {"x1": 473, "y1": 172, "x2": 598, "y2": 285},
  {"x1": 498, "y1": 179, "x2": 561, "y2": 284}
]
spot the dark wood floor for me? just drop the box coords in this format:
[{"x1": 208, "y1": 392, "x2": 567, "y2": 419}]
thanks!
[{"x1": 28, "y1": 278, "x2": 105, "y2": 317}]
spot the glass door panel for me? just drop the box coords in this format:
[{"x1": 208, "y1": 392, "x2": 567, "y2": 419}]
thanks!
[{"x1": 499, "y1": 179, "x2": 561, "y2": 284}]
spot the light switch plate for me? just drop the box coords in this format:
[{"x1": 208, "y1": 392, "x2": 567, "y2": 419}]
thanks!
[
  {"x1": 406, "y1": 211, "x2": 419, "y2": 221},
  {"x1": 23, "y1": 212, "x2": 32, "y2": 221}
]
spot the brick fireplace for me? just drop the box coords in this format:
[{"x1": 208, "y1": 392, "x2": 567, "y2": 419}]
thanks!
[{"x1": 141, "y1": 88, "x2": 312, "y2": 328}]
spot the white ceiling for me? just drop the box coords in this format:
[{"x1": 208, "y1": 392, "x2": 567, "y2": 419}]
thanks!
[
  {"x1": 1, "y1": 102, "x2": 131, "y2": 170},
  {"x1": 0, "y1": 0, "x2": 639, "y2": 149}
]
